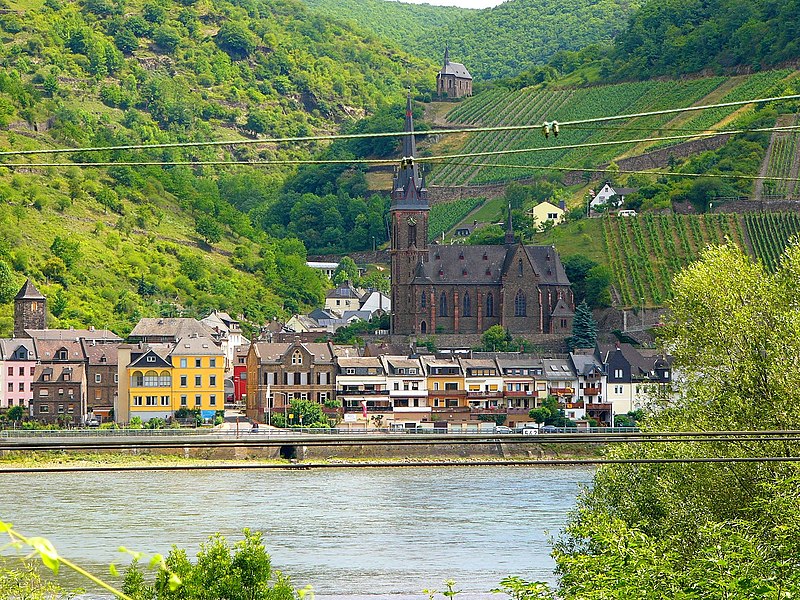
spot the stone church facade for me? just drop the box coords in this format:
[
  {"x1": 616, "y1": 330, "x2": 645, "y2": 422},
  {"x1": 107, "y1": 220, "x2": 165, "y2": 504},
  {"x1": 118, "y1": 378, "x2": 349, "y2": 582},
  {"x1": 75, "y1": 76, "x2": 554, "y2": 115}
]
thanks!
[
  {"x1": 436, "y1": 47, "x2": 472, "y2": 99},
  {"x1": 389, "y1": 98, "x2": 574, "y2": 337}
]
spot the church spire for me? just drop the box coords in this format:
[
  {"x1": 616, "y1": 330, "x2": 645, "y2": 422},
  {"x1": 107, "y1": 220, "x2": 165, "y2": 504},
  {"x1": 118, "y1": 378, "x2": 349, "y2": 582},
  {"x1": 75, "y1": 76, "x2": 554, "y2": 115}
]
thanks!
[
  {"x1": 443, "y1": 45, "x2": 450, "y2": 68},
  {"x1": 391, "y1": 92, "x2": 426, "y2": 206},
  {"x1": 505, "y1": 202, "x2": 515, "y2": 245}
]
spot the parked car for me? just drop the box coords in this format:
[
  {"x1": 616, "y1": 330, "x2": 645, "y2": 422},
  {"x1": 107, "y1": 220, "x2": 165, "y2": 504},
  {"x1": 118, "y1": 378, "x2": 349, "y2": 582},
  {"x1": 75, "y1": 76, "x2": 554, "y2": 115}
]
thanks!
[
  {"x1": 540, "y1": 425, "x2": 558, "y2": 433},
  {"x1": 87, "y1": 418, "x2": 100, "y2": 427},
  {"x1": 495, "y1": 426, "x2": 513, "y2": 434}
]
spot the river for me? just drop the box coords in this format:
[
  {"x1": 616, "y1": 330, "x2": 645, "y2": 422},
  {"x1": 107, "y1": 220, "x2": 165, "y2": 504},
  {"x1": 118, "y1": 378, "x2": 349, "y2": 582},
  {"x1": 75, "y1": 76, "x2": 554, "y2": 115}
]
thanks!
[{"x1": 0, "y1": 466, "x2": 593, "y2": 598}]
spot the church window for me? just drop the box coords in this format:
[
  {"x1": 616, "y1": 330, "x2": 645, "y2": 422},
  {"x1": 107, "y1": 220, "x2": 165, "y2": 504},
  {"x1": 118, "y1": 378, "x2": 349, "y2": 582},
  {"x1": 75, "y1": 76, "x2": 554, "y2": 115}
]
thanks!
[
  {"x1": 515, "y1": 290, "x2": 527, "y2": 317},
  {"x1": 439, "y1": 292, "x2": 448, "y2": 317},
  {"x1": 408, "y1": 224, "x2": 417, "y2": 248},
  {"x1": 518, "y1": 259, "x2": 523, "y2": 276},
  {"x1": 420, "y1": 321, "x2": 427, "y2": 334},
  {"x1": 420, "y1": 292, "x2": 426, "y2": 309},
  {"x1": 291, "y1": 350, "x2": 303, "y2": 365},
  {"x1": 463, "y1": 293, "x2": 471, "y2": 317},
  {"x1": 486, "y1": 293, "x2": 494, "y2": 317}
]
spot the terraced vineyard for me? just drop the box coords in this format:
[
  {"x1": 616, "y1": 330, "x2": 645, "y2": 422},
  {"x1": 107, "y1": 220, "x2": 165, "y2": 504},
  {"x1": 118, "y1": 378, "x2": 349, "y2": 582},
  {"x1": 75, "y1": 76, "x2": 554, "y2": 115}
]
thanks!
[
  {"x1": 744, "y1": 212, "x2": 800, "y2": 270},
  {"x1": 760, "y1": 115, "x2": 800, "y2": 199},
  {"x1": 431, "y1": 70, "x2": 795, "y2": 186},
  {"x1": 427, "y1": 197, "x2": 485, "y2": 241},
  {"x1": 600, "y1": 212, "x2": 800, "y2": 307}
]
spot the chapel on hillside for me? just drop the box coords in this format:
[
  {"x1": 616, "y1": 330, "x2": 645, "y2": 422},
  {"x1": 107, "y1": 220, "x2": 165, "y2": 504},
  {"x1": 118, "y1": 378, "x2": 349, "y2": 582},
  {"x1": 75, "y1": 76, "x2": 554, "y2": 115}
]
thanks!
[
  {"x1": 389, "y1": 97, "x2": 574, "y2": 337},
  {"x1": 436, "y1": 46, "x2": 472, "y2": 99}
]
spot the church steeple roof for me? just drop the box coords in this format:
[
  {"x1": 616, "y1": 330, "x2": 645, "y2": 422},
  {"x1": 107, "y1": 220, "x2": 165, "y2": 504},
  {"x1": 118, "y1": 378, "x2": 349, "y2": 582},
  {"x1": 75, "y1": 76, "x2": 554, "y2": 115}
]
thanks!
[
  {"x1": 391, "y1": 93, "x2": 428, "y2": 210},
  {"x1": 15, "y1": 279, "x2": 45, "y2": 300},
  {"x1": 504, "y1": 202, "x2": 515, "y2": 245}
]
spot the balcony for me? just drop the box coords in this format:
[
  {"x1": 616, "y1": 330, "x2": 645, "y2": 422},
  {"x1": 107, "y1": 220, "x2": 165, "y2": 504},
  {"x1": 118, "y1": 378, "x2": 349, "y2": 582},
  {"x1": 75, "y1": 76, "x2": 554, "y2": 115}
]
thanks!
[
  {"x1": 466, "y1": 391, "x2": 504, "y2": 399},
  {"x1": 343, "y1": 404, "x2": 393, "y2": 413},
  {"x1": 562, "y1": 401, "x2": 585, "y2": 410},
  {"x1": 586, "y1": 402, "x2": 612, "y2": 411},
  {"x1": 338, "y1": 387, "x2": 388, "y2": 395},
  {"x1": 582, "y1": 387, "x2": 601, "y2": 396},
  {"x1": 504, "y1": 390, "x2": 537, "y2": 398},
  {"x1": 549, "y1": 387, "x2": 574, "y2": 396}
]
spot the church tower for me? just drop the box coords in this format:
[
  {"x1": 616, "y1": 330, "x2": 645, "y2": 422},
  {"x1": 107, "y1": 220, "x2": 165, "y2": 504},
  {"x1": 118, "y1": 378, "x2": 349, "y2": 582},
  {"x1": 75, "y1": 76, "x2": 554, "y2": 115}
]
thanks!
[
  {"x1": 390, "y1": 94, "x2": 429, "y2": 335},
  {"x1": 14, "y1": 279, "x2": 46, "y2": 337}
]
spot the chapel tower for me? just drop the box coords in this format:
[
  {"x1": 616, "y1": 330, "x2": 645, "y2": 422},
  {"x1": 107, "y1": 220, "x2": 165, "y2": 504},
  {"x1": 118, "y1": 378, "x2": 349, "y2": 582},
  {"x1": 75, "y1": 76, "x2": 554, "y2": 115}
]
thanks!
[{"x1": 14, "y1": 279, "x2": 46, "y2": 337}]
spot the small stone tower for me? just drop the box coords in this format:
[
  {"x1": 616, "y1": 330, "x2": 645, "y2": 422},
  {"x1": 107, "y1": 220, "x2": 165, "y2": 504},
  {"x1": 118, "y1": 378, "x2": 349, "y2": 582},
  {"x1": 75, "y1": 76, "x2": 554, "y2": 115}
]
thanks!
[{"x1": 14, "y1": 279, "x2": 46, "y2": 337}]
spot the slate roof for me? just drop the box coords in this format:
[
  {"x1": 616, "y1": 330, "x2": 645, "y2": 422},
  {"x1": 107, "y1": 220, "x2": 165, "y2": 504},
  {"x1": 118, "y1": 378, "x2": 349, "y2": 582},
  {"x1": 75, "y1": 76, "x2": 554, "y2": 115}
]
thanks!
[
  {"x1": 81, "y1": 340, "x2": 120, "y2": 366},
  {"x1": 0, "y1": 338, "x2": 36, "y2": 360},
  {"x1": 326, "y1": 284, "x2": 360, "y2": 299},
  {"x1": 170, "y1": 335, "x2": 224, "y2": 356},
  {"x1": 570, "y1": 353, "x2": 604, "y2": 377},
  {"x1": 440, "y1": 61, "x2": 472, "y2": 79},
  {"x1": 542, "y1": 358, "x2": 576, "y2": 380},
  {"x1": 252, "y1": 342, "x2": 334, "y2": 364},
  {"x1": 551, "y1": 298, "x2": 574, "y2": 317},
  {"x1": 15, "y1": 279, "x2": 45, "y2": 300},
  {"x1": 128, "y1": 318, "x2": 216, "y2": 341},
  {"x1": 25, "y1": 329, "x2": 121, "y2": 342},
  {"x1": 128, "y1": 348, "x2": 173, "y2": 369},
  {"x1": 417, "y1": 244, "x2": 570, "y2": 285}
]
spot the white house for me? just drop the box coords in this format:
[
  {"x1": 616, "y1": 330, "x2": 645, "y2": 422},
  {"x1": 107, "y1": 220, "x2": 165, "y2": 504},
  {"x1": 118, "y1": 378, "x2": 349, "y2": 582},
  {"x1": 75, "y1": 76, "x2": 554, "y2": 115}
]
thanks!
[
  {"x1": 359, "y1": 290, "x2": 391, "y2": 316},
  {"x1": 590, "y1": 183, "x2": 637, "y2": 210},
  {"x1": 201, "y1": 310, "x2": 244, "y2": 374},
  {"x1": 306, "y1": 261, "x2": 339, "y2": 280}
]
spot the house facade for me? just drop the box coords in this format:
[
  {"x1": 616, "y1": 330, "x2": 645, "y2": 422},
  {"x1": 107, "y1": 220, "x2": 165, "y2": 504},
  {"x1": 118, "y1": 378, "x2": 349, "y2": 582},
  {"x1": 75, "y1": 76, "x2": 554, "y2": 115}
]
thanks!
[
  {"x1": 82, "y1": 340, "x2": 119, "y2": 421},
  {"x1": 0, "y1": 339, "x2": 37, "y2": 410}
]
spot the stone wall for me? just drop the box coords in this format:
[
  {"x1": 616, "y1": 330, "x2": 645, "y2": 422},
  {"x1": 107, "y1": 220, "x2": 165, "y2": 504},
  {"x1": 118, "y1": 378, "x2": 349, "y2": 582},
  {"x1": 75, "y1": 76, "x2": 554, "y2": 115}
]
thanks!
[{"x1": 363, "y1": 332, "x2": 568, "y2": 353}]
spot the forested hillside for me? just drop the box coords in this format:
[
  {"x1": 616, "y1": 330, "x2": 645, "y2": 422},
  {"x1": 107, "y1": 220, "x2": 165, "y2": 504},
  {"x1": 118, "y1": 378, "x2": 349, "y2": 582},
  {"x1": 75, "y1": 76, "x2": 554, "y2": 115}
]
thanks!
[
  {"x1": 301, "y1": 0, "x2": 639, "y2": 80},
  {"x1": 300, "y1": 0, "x2": 470, "y2": 64},
  {"x1": 0, "y1": 0, "x2": 433, "y2": 336}
]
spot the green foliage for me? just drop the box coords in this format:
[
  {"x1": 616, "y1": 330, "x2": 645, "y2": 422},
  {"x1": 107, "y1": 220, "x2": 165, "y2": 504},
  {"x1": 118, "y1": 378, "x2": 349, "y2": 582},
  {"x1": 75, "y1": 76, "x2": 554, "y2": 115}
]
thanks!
[
  {"x1": 51, "y1": 289, "x2": 68, "y2": 317},
  {"x1": 554, "y1": 242, "x2": 800, "y2": 597},
  {"x1": 214, "y1": 22, "x2": 257, "y2": 60},
  {"x1": 563, "y1": 255, "x2": 611, "y2": 309},
  {"x1": 0, "y1": 260, "x2": 17, "y2": 304},
  {"x1": 123, "y1": 530, "x2": 295, "y2": 600},
  {"x1": 528, "y1": 408, "x2": 549, "y2": 425},
  {"x1": 286, "y1": 398, "x2": 329, "y2": 428},
  {"x1": 195, "y1": 215, "x2": 222, "y2": 245},
  {"x1": 428, "y1": 197, "x2": 484, "y2": 241},
  {"x1": 332, "y1": 256, "x2": 359, "y2": 285},
  {"x1": 0, "y1": 564, "x2": 70, "y2": 600},
  {"x1": 7, "y1": 405, "x2": 24, "y2": 422},
  {"x1": 568, "y1": 301, "x2": 596, "y2": 351}
]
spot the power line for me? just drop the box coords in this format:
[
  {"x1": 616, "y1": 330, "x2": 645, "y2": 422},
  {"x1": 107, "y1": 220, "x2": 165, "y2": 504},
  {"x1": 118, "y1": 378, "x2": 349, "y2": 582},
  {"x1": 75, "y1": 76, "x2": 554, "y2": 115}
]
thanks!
[
  {"x1": 429, "y1": 161, "x2": 800, "y2": 183},
  {"x1": 0, "y1": 92, "x2": 797, "y2": 158},
  {"x1": 6, "y1": 124, "x2": 800, "y2": 175}
]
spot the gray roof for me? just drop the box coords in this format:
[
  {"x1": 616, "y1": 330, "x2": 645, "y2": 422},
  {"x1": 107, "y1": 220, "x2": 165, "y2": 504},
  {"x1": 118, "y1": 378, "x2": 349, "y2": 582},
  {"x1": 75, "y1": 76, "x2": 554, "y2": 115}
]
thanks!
[
  {"x1": 15, "y1": 279, "x2": 45, "y2": 300},
  {"x1": 0, "y1": 338, "x2": 37, "y2": 360},
  {"x1": 551, "y1": 298, "x2": 574, "y2": 317},
  {"x1": 542, "y1": 358, "x2": 575, "y2": 380},
  {"x1": 326, "y1": 284, "x2": 360, "y2": 299},
  {"x1": 129, "y1": 348, "x2": 173, "y2": 369},
  {"x1": 440, "y1": 61, "x2": 472, "y2": 80},
  {"x1": 25, "y1": 328, "x2": 121, "y2": 342},
  {"x1": 129, "y1": 318, "x2": 216, "y2": 341},
  {"x1": 569, "y1": 353, "x2": 604, "y2": 377},
  {"x1": 417, "y1": 244, "x2": 570, "y2": 285},
  {"x1": 337, "y1": 357, "x2": 383, "y2": 368},
  {"x1": 170, "y1": 335, "x2": 224, "y2": 356},
  {"x1": 252, "y1": 342, "x2": 334, "y2": 364}
]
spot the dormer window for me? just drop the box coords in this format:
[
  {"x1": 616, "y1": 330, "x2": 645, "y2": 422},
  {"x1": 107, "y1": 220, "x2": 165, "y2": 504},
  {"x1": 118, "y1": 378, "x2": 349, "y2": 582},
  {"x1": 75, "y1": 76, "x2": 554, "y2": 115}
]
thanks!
[
  {"x1": 291, "y1": 350, "x2": 303, "y2": 365},
  {"x1": 57, "y1": 350, "x2": 68, "y2": 360},
  {"x1": 147, "y1": 356, "x2": 156, "y2": 363}
]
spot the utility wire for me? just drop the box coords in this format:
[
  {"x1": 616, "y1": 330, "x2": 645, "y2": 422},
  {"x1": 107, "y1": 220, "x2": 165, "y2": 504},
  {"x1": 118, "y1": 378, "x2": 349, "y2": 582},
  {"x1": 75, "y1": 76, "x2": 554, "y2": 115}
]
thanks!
[
  {"x1": 0, "y1": 93, "x2": 798, "y2": 158},
  {"x1": 6, "y1": 124, "x2": 800, "y2": 172}
]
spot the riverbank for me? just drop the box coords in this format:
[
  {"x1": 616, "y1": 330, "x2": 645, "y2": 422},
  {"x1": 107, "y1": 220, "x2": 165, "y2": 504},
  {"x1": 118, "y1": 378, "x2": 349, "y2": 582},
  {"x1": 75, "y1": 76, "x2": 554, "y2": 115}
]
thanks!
[{"x1": 0, "y1": 443, "x2": 605, "y2": 469}]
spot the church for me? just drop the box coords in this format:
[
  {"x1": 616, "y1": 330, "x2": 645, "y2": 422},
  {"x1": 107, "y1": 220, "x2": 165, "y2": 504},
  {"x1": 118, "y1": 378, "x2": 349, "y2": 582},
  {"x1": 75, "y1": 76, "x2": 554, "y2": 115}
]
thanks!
[{"x1": 389, "y1": 97, "x2": 574, "y2": 337}]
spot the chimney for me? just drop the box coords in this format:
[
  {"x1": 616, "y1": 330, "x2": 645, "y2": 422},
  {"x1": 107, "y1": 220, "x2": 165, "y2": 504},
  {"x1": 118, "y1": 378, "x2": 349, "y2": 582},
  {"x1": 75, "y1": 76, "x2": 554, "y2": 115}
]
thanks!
[{"x1": 559, "y1": 199, "x2": 566, "y2": 211}]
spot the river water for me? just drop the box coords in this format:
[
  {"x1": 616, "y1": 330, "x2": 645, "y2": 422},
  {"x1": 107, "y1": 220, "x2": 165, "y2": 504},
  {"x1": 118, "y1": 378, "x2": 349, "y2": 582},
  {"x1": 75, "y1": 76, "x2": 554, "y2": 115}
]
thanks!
[{"x1": 0, "y1": 466, "x2": 593, "y2": 598}]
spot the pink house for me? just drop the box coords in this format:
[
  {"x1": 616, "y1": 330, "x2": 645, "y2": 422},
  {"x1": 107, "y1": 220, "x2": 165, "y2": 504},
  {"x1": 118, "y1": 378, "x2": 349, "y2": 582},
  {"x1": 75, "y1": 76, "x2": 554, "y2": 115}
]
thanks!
[{"x1": 0, "y1": 339, "x2": 37, "y2": 410}]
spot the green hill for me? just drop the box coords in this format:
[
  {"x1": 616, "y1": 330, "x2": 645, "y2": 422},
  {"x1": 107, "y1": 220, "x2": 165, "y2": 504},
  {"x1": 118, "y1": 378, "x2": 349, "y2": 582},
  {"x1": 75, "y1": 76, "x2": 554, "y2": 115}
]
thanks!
[
  {"x1": 300, "y1": 0, "x2": 640, "y2": 80},
  {"x1": 0, "y1": 0, "x2": 433, "y2": 336}
]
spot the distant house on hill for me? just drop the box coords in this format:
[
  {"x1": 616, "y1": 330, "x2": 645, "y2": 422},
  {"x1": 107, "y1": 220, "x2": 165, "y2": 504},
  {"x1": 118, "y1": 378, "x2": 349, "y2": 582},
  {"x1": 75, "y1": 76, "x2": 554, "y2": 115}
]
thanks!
[
  {"x1": 590, "y1": 182, "x2": 637, "y2": 211},
  {"x1": 530, "y1": 200, "x2": 565, "y2": 231},
  {"x1": 436, "y1": 46, "x2": 472, "y2": 99}
]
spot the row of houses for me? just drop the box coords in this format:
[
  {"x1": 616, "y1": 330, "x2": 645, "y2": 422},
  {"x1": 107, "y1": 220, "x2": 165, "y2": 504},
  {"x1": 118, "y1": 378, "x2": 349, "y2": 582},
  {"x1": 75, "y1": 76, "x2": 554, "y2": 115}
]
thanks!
[{"x1": 244, "y1": 340, "x2": 673, "y2": 429}]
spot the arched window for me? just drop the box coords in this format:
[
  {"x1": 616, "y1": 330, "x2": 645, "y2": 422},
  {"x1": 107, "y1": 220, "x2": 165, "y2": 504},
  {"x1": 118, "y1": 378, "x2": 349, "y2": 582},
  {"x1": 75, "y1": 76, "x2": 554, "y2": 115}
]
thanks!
[
  {"x1": 143, "y1": 370, "x2": 159, "y2": 387},
  {"x1": 439, "y1": 292, "x2": 448, "y2": 317},
  {"x1": 132, "y1": 371, "x2": 144, "y2": 387},
  {"x1": 159, "y1": 370, "x2": 172, "y2": 387},
  {"x1": 420, "y1": 292, "x2": 427, "y2": 309},
  {"x1": 518, "y1": 259, "x2": 524, "y2": 276},
  {"x1": 515, "y1": 289, "x2": 527, "y2": 317},
  {"x1": 420, "y1": 321, "x2": 427, "y2": 334},
  {"x1": 291, "y1": 350, "x2": 303, "y2": 365},
  {"x1": 408, "y1": 224, "x2": 417, "y2": 248},
  {"x1": 486, "y1": 293, "x2": 494, "y2": 317},
  {"x1": 463, "y1": 292, "x2": 471, "y2": 317}
]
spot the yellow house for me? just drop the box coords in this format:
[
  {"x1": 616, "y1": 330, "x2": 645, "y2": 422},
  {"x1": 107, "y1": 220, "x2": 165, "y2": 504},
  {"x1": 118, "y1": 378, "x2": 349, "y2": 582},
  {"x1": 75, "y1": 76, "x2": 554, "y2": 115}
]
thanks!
[
  {"x1": 423, "y1": 358, "x2": 466, "y2": 410},
  {"x1": 123, "y1": 336, "x2": 224, "y2": 422},
  {"x1": 529, "y1": 201, "x2": 565, "y2": 231},
  {"x1": 170, "y1": 335, "x2": 225, "y2": 415}
]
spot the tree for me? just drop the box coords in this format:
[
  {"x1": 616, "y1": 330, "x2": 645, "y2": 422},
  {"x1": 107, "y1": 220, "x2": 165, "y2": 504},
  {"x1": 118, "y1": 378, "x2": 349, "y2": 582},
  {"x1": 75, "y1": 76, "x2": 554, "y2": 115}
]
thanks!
[
  {"x1": 0, "y1": 260, "x2": 17, "y2": 304},
  {"x1": 481, "y1": 325, "x2": 511, "y2": 352},
  {"x1": 51, "y1": 289, "x2": 67, "y2": 317},
  {"x1": 568, "y1": 301, "x2": 596, "y2": 351},
  {"x1": 7, "y1": 405, "x2": 23, "y2": 423},
  {"x1": 195, "y1": 215, "x2": 222, "y2": 245},
  {"x1": 287, "y1": 399, "x2": 328, "y2": 428},
  {"x1": 528, "y1": 407, "x2": 550, "y2": 427},
  {"x1": 332, "y1": 256, "x2": 359, "y2": 285},
  {"x1": 214, "y1": 22, "x2": 257, "y2": 59},
  {"x1": 554, "y1": 242, "x2": 800, "y2": 597}
]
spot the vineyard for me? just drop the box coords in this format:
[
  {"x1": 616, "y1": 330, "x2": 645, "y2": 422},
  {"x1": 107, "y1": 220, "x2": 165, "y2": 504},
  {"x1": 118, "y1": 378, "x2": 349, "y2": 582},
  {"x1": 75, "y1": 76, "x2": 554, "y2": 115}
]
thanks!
[
  {"x1": 599, "y1": 212, "x2": 800, "y2": 307},
  {"x1": 427, "y1": 197, "x2": 485, "y2": 241},
  {"x1": 431, "y1": 70, "x2": 794, "y2": 186},
  {"x1": 744, "y1": 212, "x2": 800, "y2": 270},
  {"x1": 760, "y1": 114, "x2": 800, "y2": 199}
]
